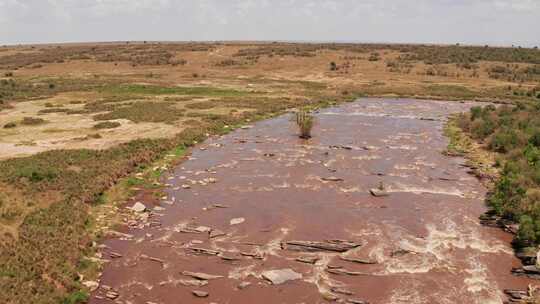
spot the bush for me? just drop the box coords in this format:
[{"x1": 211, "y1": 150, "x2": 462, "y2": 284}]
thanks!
[
  {"x1": 471, "y1": 118, "x2": 495, "y2": 139},
  {"x1": 62, "y1": 291, "x2": 88, "y2": 304},
  {"x1": 295, "y1": 110, "x2": 314, "y2": 139},
  {"x1": 489, "y1": 128, "x2": 518, "y2": 152},
  {"x1": 93, "y1": 121, "x2": 121, "y2": 129},
  {"x1": 517, "y1": 215, "x2": 538, "y2": 246},
  {"x1": 470, "y1": 106, "x2": 482, "y2": 120},
  {"x1": 329, "y1": 62, "x2": 337, "y2": 71},
  {"x1": 368, "y1": 53, "x2": 380, "y2": 61},
  {"x1": 529, "y1": 133, "x2": 540, "y2": 147},
  {"x1": 3, "y1": 122, "x2": 16, "y2": 128},
  {"x1": 21, "y1": 117, "x2": 46, "y2": 125}
]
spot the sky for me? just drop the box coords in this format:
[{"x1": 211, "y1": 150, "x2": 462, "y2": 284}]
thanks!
[{"x1": 1, "y1": 0, "x2": 539, "y2": 47}]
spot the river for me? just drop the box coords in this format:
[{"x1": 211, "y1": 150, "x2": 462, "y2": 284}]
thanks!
[{"x1": 90, "y1": 98, "x2": 532, "y2": 304}]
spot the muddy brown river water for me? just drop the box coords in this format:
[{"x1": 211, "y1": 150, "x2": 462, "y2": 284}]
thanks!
[{"x1": 90, "y1": 98, "x2": 533, "y2": 304}]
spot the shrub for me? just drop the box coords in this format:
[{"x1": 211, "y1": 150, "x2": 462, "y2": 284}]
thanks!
[
  {"x1": 62, "y1": 291, "x2": 88, "y2": 304},
  {"x1": 93, "y1": 121, "x2": 121, "y2": 129},
  {"x1": 3, "y1": 122, "x2": 16, "y2": 128},
  {"x1": 489, "y1": 128, "x2": 518, "y2": 152},
  {"x1": 517, "y1": 215, "x2": 537, "y2": 246},
  {"x1": 4, "y1": 72, "x2": 13, "y2": 77},
  {"x1": 295, "y1": 110, "x2": 314, "y2": 139},
  {"x1": 329, "y1": 62, "x2": 337, "y2": 71},
  {"x1": 471, "y1": 118, "x2": 495, "y2": 139},
  {"x1": 20, "y1": 117, "x2": 46, "y2": 125},
  {"x1": 368, "y1": 52, "x2": 380, "y2": 61},
  {"x1": 529, "y1": 133, "x2": 540, "y2": 147},
  {"x1": 470, "y1": 106, "x2": 482, "y2": 120}
]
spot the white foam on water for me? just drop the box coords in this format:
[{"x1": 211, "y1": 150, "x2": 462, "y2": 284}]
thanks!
[
  {"x1": 352, "y1": 155, "x2": 381, "y2": 161},
  {"x1": 389, "y1": 280, "x2": 428, "y2": 304},
  {"x1": 322, "y1": 111, "x2": 424, "y2": 121},
  {"x1": 272, "y1": 181, "x2": 291, "y2": 189},
  {"x1": 228, "y1": 263, "x2": 258, "y2": 280},
  {"x1": 256, "y1": 227, "x2": 290, "y2": 257},
  {"x1": 303, "y1": 253, "x2": 346, "y2": 296},
  {"x1": 339, "y1": 186, "x2": 361, "y2": 193},
  {"x1": 389, "y1": 182, "x2": 465, "y2": 198},
  {"x1": 387, "y1": 145, "x2": 418, "y2": 151},
  {"x1": 381, "y1": 219, "x2": 512, "y2": 276},
  {"x1": 394, "y1": 164, "x2": 420, "y2": 170},
  {"x1": 463, "y1": 257, "x2": 505, "y2": 304}
]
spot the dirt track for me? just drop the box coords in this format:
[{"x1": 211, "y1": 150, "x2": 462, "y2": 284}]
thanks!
[{"x1": 91, "y1": 98, "x2": 531, "y2": 304}]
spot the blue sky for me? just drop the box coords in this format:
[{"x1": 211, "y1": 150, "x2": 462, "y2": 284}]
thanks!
[{"x1": 1, "y1": 0, "x2": 539, "y2": 46}]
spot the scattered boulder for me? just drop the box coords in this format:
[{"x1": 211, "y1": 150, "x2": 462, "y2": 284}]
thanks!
[
  {"x1": 188, "y1": 247, "x2": 220, "y2": 255},
  {"x1": 131, "y1": 202, "x2": 147, "y2": 213},
  {"x1": 195, "y1": 226, "x2": 212, "y2": 233},
  {"x1": 347, "y1": 299, "x2": 370, "y2": 304},
  {"x1": 105, "y1": 291, "x2": 119, "y2": 300},
  {"x1": 182, "y1": 271, "x2": 223, "y2": 280},
  {"x1": 238, "y1": 281, "x2": 252, "y2": 290},
  {"x1": 369, "y1": 188, "x2": 389, "y2": 197},
  {"x1": 331, "y1": 287, "x2": 354, "y2": 295},
  {"x1": 262, "y1": 269, "x2": 302, "y2": 285},
  {"x1": 504, "y1": 289, "x2": 528, "y2": 301},
  {"x1": 322, "y1": 291, "x2": 339, "y2": 301},
  {"x1": 179, "y1": 279, "x2": 208, "y2": 287},
  {"x1": 192, "y1": 290, "x2": 209, "y2": 298},
  {"x1": 82, "y1": 280, "x2": 99, "y2": 292},
  {"x1": 230, "y1": 217, "x2": 245, "y2": 225},
  {"x1": 296, "y1": 256, "x2": 320, "y2": 264},
  {"x1": 321, "y1": 177, "x2": 344, "y2": 182},
  {"x1": 326, "y1": 268, "x2": 368, "y2": 276},
  {"x1": 516, "y1": 247, "x2": 537, "y2": 265},
  {"x1": 511, "y1": 266, "x2": 540, "y2": 279},
  {"x1": 209, "y1": 229, "x2": 226, "y2": 238},
  {"x1": 340, "y1": 256, "x2": 377, "y2": 265}
]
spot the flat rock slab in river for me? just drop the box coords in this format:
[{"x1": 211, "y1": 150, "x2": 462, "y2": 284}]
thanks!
[
  {"x1": 262, "y1": 269, "x2": 303, "y2": 285},
  {"x1": 282, "y1": 240, "x2": 361, "y2": 252}
]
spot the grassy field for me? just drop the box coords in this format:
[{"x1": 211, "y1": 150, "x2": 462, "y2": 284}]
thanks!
[{"x1": 0, "y1": 42, "x2": 539, "y2": 303}]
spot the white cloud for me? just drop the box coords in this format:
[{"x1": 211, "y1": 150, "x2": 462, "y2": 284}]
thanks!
[{"x1": 0, "y1": 0, "x2": 538, "y2": 46}]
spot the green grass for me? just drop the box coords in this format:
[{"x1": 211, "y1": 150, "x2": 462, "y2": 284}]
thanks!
[
  {"x1": 93, "y1": 101, "x2": 185, "y2": 123},
  {"x1": 444, "y1": 115, "x2": 472, "y2": 155},
  {"x1": 100, "y1": 84, "x2": 251, "y2": 97},
  {"x1": 425, "y1": 84, "x2": 477, "y2": 99}
]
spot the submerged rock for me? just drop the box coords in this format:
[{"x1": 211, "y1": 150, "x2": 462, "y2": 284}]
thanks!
[{"x1": 262, "y1": 269, "x2": 302, "y2": 285}]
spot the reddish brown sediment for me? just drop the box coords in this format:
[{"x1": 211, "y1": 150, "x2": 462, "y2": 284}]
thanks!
[{"x1": 90, "y1": 98, "x2": 533, "y2": 304}]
